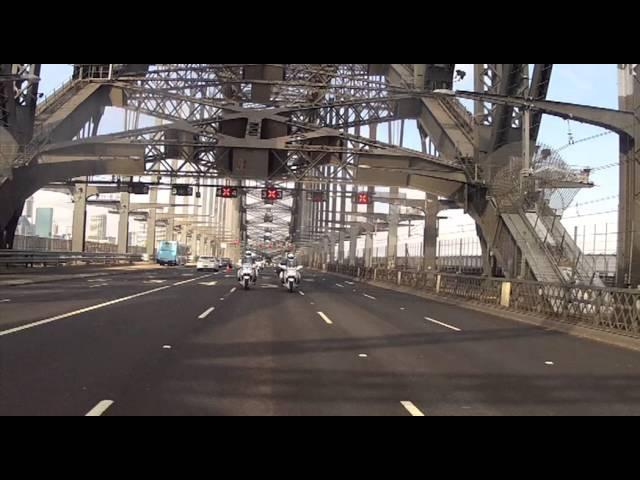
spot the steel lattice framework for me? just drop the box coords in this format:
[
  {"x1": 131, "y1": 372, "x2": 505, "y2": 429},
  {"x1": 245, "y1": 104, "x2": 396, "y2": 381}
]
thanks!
[
  {"x1": 89, "y1": 64, "x2": 454, "y2": 184},
  {"x1": 3, "y1": 63, "x2": 635, "y2": 286}
]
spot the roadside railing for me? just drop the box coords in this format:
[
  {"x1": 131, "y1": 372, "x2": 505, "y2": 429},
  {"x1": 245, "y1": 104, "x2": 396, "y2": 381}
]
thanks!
[{"x1": 0, "y1": 250, "x2": 142, "y2": 268}]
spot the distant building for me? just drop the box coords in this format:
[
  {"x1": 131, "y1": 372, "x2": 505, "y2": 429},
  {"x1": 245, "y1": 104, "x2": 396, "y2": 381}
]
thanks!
[
  {"x1": 35, "y1": 208, "x2": 53, "y2": 238},
  {"x1": 130, "y1": 221, "x2": 147, "y2": 247},
  {"x1": 89, "y1": 215, "x2": 107, "y2": 241},
  {"x1": 156, "y1": 227, "x2": 167, "y2": 243},
  {"x1": 24, "y1": 197, "x2": 34, "y2": 220},
  {"x1": 16, "y1": 216, "x2": 35, "y2": 236}
]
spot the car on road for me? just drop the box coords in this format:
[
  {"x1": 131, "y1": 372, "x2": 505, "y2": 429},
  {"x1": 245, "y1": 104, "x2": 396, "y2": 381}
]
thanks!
[{"x1": 197, "y1": 256, "x2": 220, "y2": 272}]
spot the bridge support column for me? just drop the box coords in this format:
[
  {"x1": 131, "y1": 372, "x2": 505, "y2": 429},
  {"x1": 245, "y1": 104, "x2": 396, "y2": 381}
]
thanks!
[
  {"x1": 71, "y1": 185, "x2": 88, "y2": 252},
  {"x1": 327, "y1": 235, "x2": 335, "y2": 264},
  {"x1": 349, "y1": 225, "x2": 359, "y2": 266},
  {"x1": 478, "y1": 231, "x2": 495, "y2": 276},
  {"x1": 365, "y1": 185, "x2": 375, "y2": 268},
  {"x1": 0, "y1": 204, "x2": 22, "y2": 250},
  {"x1": 617, "y1": 64, "x2": 640, "y2": 287},
  {"x1": 166, "y1": 167, "x2": 177, "y2": 242},
  {"x1": 191, "y1": 230, "x2": 199, "y2": 259},
  {"x1": 166, "y1": 217, "x2": 175, "y2": 242},
  {"x1": 146, "y1": 181, "x2": 158, "y2": 259},
  {"x1": 322, "y1": 237, "x2": 330, "y2": 269},
  {"x1": 422, "y1": 195, "x2": 438, "y2": 272},
  {"x1": 387, "y1": 188, "x2": 399, "y2": 268},
  {"x1": 364, "y1": 231, "x2": 374, "y2": 268},
  {"x1": 117, "y1": 192, "x2": 130, "y2": 254},
  {"x1": 338, "y1": 231, "x2": 345, "y2": 264},
  {"x1": 224, "y1": 186, "x2": 242, "y2": 263}
]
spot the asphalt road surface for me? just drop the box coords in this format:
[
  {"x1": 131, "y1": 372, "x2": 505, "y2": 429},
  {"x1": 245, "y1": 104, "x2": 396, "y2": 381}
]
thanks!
[{"x1": 1, "y1": 267, "x2": 639, "y2": 416}]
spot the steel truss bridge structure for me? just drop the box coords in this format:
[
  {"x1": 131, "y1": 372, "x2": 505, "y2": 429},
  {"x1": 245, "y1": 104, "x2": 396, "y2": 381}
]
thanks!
[{"x1": 1, "y1": 64, "x2": 638, "y2": 286}]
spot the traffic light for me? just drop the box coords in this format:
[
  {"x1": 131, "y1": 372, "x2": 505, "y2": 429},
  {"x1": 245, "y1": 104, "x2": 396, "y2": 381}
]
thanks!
[
  {"x1": 355, "y1": 191, "x2": 373, "y2": 205},
  {"x1": 127, "y1": 183, "x2": 149, "y2": 195},
  {"x1": 217, "y1": 187, "x2": 239, "y2": 198},
  {"x1": 262, "y1": 187, "x2": 283, "y2": 201},
  {"x1": 172, "y1": 185, "x2": 193, "y2": 196}
]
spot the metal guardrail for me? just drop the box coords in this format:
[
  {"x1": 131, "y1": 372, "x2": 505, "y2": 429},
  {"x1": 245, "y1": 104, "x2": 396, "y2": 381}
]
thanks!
[
  {"x1": 0, "y1": 250, "x2": 142, "y2": 268},
  {"x1": 324, "y1": 263, "x2": 640, "y2": 339}
]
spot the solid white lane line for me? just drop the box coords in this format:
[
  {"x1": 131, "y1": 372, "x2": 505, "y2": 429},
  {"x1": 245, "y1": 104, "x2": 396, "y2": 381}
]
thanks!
[
  {"x1": 0, "y1": 275, "x2": 212, "y2": 338},
  {"x1": 174, "y1": 274, "x2": 213, "y2": 286},
  {"x1": 424, "y1": 316, "x2": 461, "y2": 332},
  {"x1": 363, "y1": 294, "x2": 377, "y2": 300},
  {"x1": 401, "y1": 401, "x2": 425, "y2": 417},
  {"x1": 198, "y1": 307, "x2": 215, "y2": 319},
  {"x1": 317, "y1": 312, "x2": 333, "y2": 325},
  {"x1": 85, "y1": 400, "x2": 114, "y2": 417},
  {"x1": 0, "y1": 285, "x2": 170, "y2": 338}
]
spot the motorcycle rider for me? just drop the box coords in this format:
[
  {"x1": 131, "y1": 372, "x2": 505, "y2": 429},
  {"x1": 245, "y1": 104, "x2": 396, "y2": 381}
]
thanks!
[
  {"x1": 238, "y1": 251, "x2": 258, "y2": 284},
  {"x1": 279, "y1": 253, "x2": 300, "y2": 285}
]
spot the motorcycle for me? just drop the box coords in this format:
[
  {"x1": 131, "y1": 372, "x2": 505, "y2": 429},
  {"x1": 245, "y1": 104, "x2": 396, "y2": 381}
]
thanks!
[
  {"x1": 238, "y1": 263, "x2": 258, "y2": 290},
  {"x1": 281, "y1": 265, "x2": 303, "y2": 293}
]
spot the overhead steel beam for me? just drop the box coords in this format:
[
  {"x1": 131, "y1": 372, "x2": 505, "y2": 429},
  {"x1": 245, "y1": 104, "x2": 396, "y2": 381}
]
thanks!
[
  {"x1": 454, "y1": 89, "x2": 636, "y2": 137},
  {"x1": 529, "y1": 64, "x2": 554, "y2": 144}
]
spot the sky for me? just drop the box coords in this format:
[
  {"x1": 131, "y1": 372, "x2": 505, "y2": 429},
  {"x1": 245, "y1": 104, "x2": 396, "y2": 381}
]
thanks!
[{"x1": 29, "y1": 64, "x2": 623, "y2": 254}]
